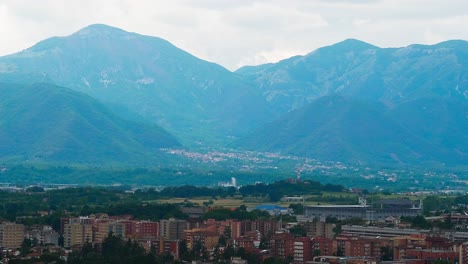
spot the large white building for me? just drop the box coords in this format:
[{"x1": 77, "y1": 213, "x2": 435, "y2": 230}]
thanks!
[
  {"x1": 304, "y1": 198, "x2": 423, "y2": 221},
  {"x1": 218, "y1": 177, "x2": 237, "y2": 188}
]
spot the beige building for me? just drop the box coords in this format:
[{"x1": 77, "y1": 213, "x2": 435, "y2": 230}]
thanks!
[
  {"x1": 160, "y1": 218, "x2": 187, "y2": 240},
  {"x1": 94, "y1": 220, "x2": 126, "y2": 243},
  {"x1": 109, "y1": 221, "x2": 126, "y2": 238},
  {"x1": 0, "y1": 222, "x2": 25, "y2": 249},
  {"x1": 184, "y1": 229, "x2": 220, "y2": 250},
  {"x1": 94, "y1": 220, "x2": 110, "y2": 243},
  {"x1": 63, "y1": 222, "x2": 92, "y2": 248},
  {"x1": 305, "y1": 220, "x2": 334, "y2": 239}
]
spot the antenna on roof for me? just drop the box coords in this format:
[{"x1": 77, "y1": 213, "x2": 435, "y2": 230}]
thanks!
[{"x1": 296, "y1": 168, "x2": 303, "y2": 182}]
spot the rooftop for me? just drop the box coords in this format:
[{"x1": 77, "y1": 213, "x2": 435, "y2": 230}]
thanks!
[{"x1": 305, "y1": 205, "x2": 368, "y2": 208}]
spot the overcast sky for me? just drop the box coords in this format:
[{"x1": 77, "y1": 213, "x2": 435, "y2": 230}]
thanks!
[{"x1": 1, "y1": 0, "x2": 467, "y2": 70}]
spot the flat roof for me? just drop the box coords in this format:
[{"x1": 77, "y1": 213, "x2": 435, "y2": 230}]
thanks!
[{"x1": 305, "y1": 205, "x2": 368, "y2": 208}]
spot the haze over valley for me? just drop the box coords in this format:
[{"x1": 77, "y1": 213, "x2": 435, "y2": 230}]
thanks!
[
  {"x1": 3, "y1": 3, "x2": 468, "y2": 264},
  {"x1": 0, "y1": 24, "x2": 466, "y2": 191}
]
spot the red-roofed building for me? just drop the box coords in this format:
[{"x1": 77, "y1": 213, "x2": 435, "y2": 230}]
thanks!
[
  {"x1": 312, "y1": 237, "x2": 335, "y2": 256},
  {"x1": 294, "y1": 237, "x2": 313, "y2": 264},
  {"x1": 270, "y1": 232, "x2": 295, "y2": 259}
]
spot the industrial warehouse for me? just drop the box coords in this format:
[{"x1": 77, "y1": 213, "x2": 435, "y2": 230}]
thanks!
[{"x1": 304, "y1": 197, "x2": 423, "y2": 221}]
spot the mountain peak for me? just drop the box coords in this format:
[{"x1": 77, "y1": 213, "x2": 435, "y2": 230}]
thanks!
[
  {"x1": 13, "y1": 24, "x2": 139, "y2": 55},
  {"x1": 329, "y1": 38, "x2": 379, "y2": 50},
  {"x1": 433, "y1": 39, "x2": 468, "y2": 49},
  {"x1": 304, "y1": 39, "x2": 378, "y2": 57},
  {"x1": 71, "y1": 24, "x2": 131, "y2": 39}
]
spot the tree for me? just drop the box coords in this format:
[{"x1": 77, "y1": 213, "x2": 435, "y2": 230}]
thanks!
[
  {"x1": 224, "y1": 226, "x2": 232, "y2": 238},
  {"x1": 433, "y1": 260, "x2": 451, "y2": 264},
  {"x1": 218, "y1": 235, "x2": 227, "y2": 246},
  {"x1": 269, "y1": 191, "x2": 284, "y2": 202},
  {"x1": 68, "y1": 234, "x2": 154, "y2": 264},
  {"x1": 239, "y1": 204, "x2": 247, "y2": 211},
  {"x1": 223, "y1": 244, "x2": 236, "y2": 260},
  {"x1": 289, "y1": 203, "x2": 304, "y2": 214},
  {"x1": 67, "y1": 240, "x2": 102, "y2": 264},
  {"x1": 179, "y1": 240, "x2": 190, "y2": 260},
  {"x1": 289, "y1": 225, "x2": 306, "y2": 237},
  {"x1": 160, "y1": 251, "x2": 174, "y2": 263},
  {"x1": 438, "y1": 214, "x2": 454, "y2": 230},
  {"x1": 26, "y1": 186, "x2": 45, "y2": 192},
  {"x1": 263, "y1": 257, "x2": 289, "y2": 264},
  {"x1": 423, "y1": 196, "x2": 454, "y2": 216},
  {"x1": 20, "y1": 238, "x2": 32, "y2": 256},
  {"x1": 201, "y1": 246, "x2": 209, "y2": 261},
  {"x1": 58, "y1": 235, "x2": 64, "y2": 247},
  {"x1": 39, "y1": 253, "x2": 66, "y2": 264},
  {"x1": 336, "y1": 246, "x2": 344, "y2": 257},
  {"x1": 192, "y1": 240, "x2": 203, "y2": 260},
  {"x1": 408, "y1": 215, "x2": 431, "y2": 229},
  {"x1": 213, "y1": 244, "x2": 221, "y2": 262},
  {"x1": 380, "y1": 246, "x2": 393, "y2": 261},
  {"x1": 259, "y1": 237, "x2": 269, "y2": 249},
  {"x1": 332, "y1": 225, "x2": 342, "y2": 237}
]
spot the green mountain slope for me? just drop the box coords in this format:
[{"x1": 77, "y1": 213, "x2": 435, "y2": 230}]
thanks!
[
  {"x1": 2, "y1": 30, "x2": 466, "y2": 167},
  {"x1": 0, "y1": 24, "x2": 275, "y2": 145},
  {"x1": 236, "y1": 96, "x2": 467, "y2": 165},
  {"x1": 0, "y1": 82, "x2": 180, "y2": 164},
  {"x1": 234, "y1": 39, "x2": 468, "y2": 165},
  {"x1": 237, "y1": 39, "x2": 468, "y2": 113},
  {"x1": 390, "y1": 97, "x2": 468, "y2": 161}
]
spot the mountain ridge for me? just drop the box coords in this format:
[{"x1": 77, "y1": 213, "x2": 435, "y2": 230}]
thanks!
[
  {"x1": 236, "y1": 39, "x2": 468, "y2": 113},
  {"x1": 235, "y1": 95, "x2": 467, "y2": 165},
  {"x1": 0, "y1": 24, "x2": 467, "y2": 167},
  {"x1": 234, "y1": 38, "x2": 468, "y2": 165},
  {"x1": 0, "y1": 82, "x2": 181, "y2": 164},
  {"x1": 0, "y1": 24, "x2": 276, "y2": 146}
]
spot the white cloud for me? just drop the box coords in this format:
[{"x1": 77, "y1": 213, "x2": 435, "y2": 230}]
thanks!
[
  {"x1": 237, "y1": 49, "x2": 305, "y2": 69},
  {"x1": 0, "y1": 0, "x2": 467, "y2": 70},
  {"x1": 353, "y1": 18, "x2": 371, "y2": 27}
]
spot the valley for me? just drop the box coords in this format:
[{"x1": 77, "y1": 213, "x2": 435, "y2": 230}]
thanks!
[
  {"x1": 1, "y1": 3, "x2": 467, "y2": 264},
  {"x1": 0, "y1": 24, "x2": 466, "y2": 191},
  {"x1": 0, "y1": 147, "x2": 466, "y2": 192}
]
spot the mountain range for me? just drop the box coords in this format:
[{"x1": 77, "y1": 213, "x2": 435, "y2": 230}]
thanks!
[
  {"x1": 234, "y1": 39, "x2": 468, "y2": 165},
  {"x1": 0, "y1": 24, "x2": 467, "y2": 166},
  {"x1": 237, "y1": 38, "x2": 468, "y2": 112},
  {"x1": 235, "y1": 95, "x2": 467, "y2": 165},
  {"x1": 0, "y1": 24, "x2": 275, "y2": 146},
  {"x1": 0, "y1": 82, "x2": 180, "y2": 164}
]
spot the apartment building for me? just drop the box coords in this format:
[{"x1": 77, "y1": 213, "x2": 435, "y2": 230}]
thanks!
[
  {"x1": 269, "y1": 232, "x2": 295, "y2": 259},
  {"x1": 294, "y1": 237, "x2": 314, "y2": 264},
  {"x1": 0, "y1": 222, "x2": 25, "y2": 249},
  {"x1": 63, "y1": 222, "x2": 92, "y2": 248},
  {"x1": 160, "y1": 218, "x2": 187, "y2": 240},
  {"x1": 305, "y1": 220, "x2": 335, "y2": 239}
]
